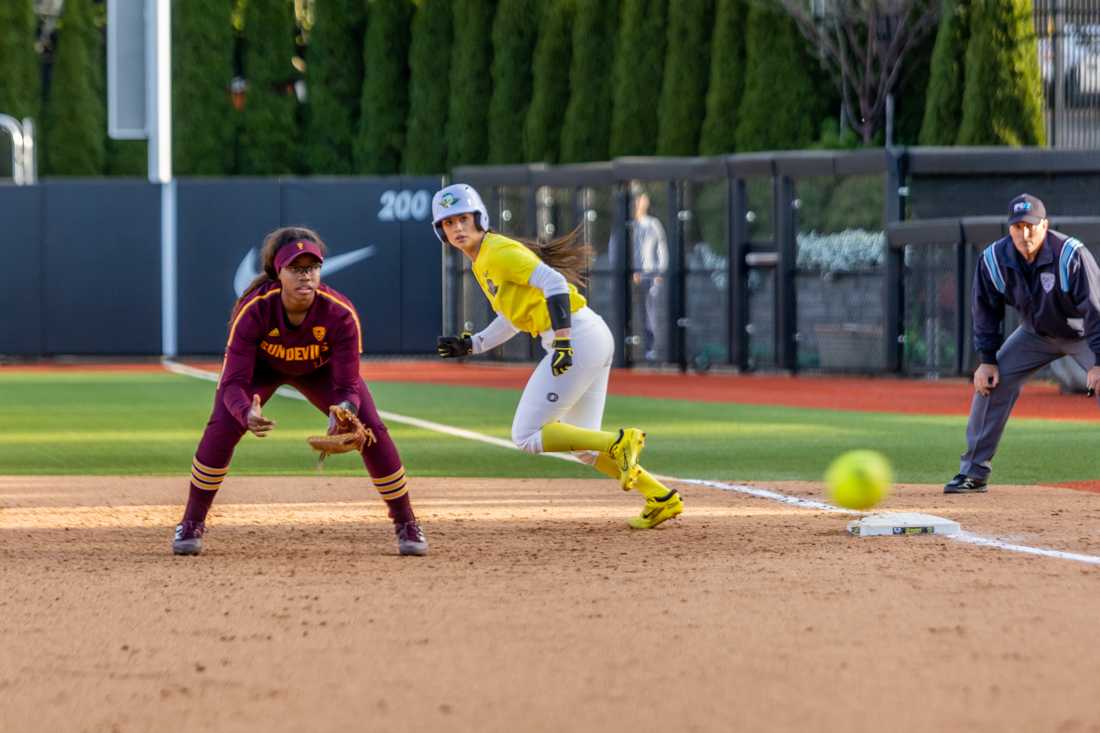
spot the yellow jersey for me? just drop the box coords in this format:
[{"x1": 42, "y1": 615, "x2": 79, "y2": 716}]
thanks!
[{"x1": 472, "y1": 232, "x2": 587, "y2": 335}]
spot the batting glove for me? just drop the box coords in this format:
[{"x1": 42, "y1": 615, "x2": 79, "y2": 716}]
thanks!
[
  {"x1": 437, "y1": 332, "x2": 473, "y2": 358},
  {"x1": 551, "y1": 338, "x2": 573, "y2": 376}
]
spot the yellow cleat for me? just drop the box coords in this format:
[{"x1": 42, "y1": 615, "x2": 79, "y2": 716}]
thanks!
[
  {"x1": 627, "y1": 490, "x2": 683, "y2": 529},
  {"x1": 609, "y1": 428, "x2": 646, "y2": 490}
]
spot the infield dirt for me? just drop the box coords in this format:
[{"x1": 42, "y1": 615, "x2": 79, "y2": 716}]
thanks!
[{"x1": 2, "y1": 474, "x2": 1099, "y2": 732}]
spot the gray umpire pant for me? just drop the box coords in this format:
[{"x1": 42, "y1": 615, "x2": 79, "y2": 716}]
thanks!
[{"x1": 961, "y1": 325, "x2": 1097, "y2": 478}]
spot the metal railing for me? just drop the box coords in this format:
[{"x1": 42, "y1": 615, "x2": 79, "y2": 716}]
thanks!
[
  {"x1": 1035, "y1": 0, "x2": 1100, "y2": 148},
  {"x1": 453, "y1": 147, "x2": 1100, "y2": 376},
  {"x1": 0, "y1": 114, "x2": 37, "y2": 185}
]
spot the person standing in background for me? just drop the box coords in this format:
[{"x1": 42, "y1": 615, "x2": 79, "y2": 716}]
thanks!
[{"x1": 630, "y1": 182, "x2": 668, "y2": 362}]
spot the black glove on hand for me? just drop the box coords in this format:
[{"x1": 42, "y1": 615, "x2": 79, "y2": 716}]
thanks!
[
  {"x1": 437, "y1": 332, "x2": 473, "y2": 358},
  {"x1": 551, "y1": 337, "x2": 573, "y2": 376}
]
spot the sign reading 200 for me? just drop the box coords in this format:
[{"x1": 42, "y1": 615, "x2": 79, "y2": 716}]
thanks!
[{"x1": 378, "y1": 189, "x2": 432, "y2": 222}]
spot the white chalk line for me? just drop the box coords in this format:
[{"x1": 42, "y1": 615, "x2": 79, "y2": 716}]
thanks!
[{"x1": 162, "y1": 359, "x2": 1100, "y2": 567}]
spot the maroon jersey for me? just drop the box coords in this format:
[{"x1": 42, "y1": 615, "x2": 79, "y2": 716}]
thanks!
[{"x1": 218, "y1": 281, "x2": 364, "y2": 427}]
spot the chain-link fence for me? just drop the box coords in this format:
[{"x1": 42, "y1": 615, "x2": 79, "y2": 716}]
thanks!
[{"x1": 1035, "y1": 0, "x2": 1100, "y2": 148}]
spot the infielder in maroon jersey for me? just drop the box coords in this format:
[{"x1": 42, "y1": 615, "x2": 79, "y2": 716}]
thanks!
[{"x1": 172, "y1": 226, "x2": 428, "y2": 556}]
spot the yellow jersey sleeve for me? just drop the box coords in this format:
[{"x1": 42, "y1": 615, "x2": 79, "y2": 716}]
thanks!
[
  {"x1": 482, "y1": 235, "x2": 542, "y2": 285},
  {"x1": 473, "y1": 233, "x2": 587, "y2": 335}
]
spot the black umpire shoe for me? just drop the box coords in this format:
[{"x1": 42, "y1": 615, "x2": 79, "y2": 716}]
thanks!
[{"x1": 944, "y1": 474, "x2": 988, "y2": 494}]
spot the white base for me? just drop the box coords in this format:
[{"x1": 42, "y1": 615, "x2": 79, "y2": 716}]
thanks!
[{"x1": 847, "y1": 512, "x2": 961, "y2": 537}]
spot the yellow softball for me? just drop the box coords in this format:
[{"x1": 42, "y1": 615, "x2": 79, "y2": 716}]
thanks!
[{"x1": 825, "y1": 449, "x2": 893, "y2": 510}]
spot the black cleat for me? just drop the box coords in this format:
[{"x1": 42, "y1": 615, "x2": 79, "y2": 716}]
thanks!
[{"x1": 944, "y1": 474, "x2": 988, "y2": 494}]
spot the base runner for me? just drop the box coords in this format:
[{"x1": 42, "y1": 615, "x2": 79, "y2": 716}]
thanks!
[
  {"x1": 171, "y1": 227, "x2": 428, "y2": 556},
  {"x1": 432, "y1": 184, "x2": 683, "y2": 529}
]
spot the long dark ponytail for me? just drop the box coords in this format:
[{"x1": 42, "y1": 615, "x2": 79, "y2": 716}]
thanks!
[{"x1": 513, "y1": 225, "x2": 593, "y2": 288}]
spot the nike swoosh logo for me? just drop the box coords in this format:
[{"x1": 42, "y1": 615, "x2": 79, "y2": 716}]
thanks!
[{"x1": 233, "y1": 245, "x2": 377, "y2": 296}]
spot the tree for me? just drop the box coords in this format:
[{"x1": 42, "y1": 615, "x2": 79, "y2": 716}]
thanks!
[
  {"x1": 357, "y1": 0, "x2": 413, "y2": 173},
  {"x1": 0, "y1": 0, "x2": 40, "y2": 180},
  {"x1": 42, "y1": 0, "x2": 104, "y2": 175},
  {"x1": 447, "y1": 0, "x2": 496, "y2": 168},
  {"x1": 777, "y1": 0, "x2": 939, "y2": 145},
  {"x1": 609, "y1": 0, "x2": 667, "y2": 157},
  {"x1": 735, "y1": 3, "x2": 820, "y2": 152},
  {"x1": 173, "y1": 0, "x2": 236, "y2": 175},
  {"x1": 699, "y1": 0, "x2": 746, "y2": 155},
  {"x1": 487, "y1": 0, "x2": 539, "y2": 164},
  {"x1": 303, "y1": 0, "x2": 365, "y2": 174},
  {"x1": 239, "y1": 0, "x2": 300, "y2": 174},
  {"x1": 0, "y1": 2, "x2": 40, "y2": 122},
  {"x1": 892, "y1": 11, "x2": 936, "y2": 145},
  {"x1": 404, "y1": 0, "x2": 452, "y2": 173},
  {"x1": 656, "y1": 0, "x2": 713, "y2": 155},
  {"x1": 957, "y1": 0, "x2": 1044, "y2": 146},
  {"x1": 919, "y1": 0, "x2": 970, "y2": 144},
  {"x1": 105, "y1": 139, "x2": 148, "y2": 177},
  {"x1": 524, "y1": 0, "x2": 574, "y2": 163},
  {"x1": 560, "y1": 0, "x2": 619, "y2": 163}
]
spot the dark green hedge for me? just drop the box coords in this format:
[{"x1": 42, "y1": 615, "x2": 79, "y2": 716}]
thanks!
[
  {"x1": 405, "y1": 0, "x2": 453, "y2": 174},
  {"x1": 699, "y1": 0, "x2": 746, "y2": 155},
  {"x1": 957, "y1": 0, "x2": 1044, "y2": 146},
  {"x1": 488, "y1": 0, "x2": 539, "y2": 164},
  {"x1": 303, "y1": 0, "x2": 365, "y2": 174},
  {"x1": 238, "y1": 0, "x2": 300, "y2": 174},
  {"x1": 173, "y1": 0, "x2": 236, "y2": 175},
  {"x1": 560, "y1": 0, "x2": 619, "y2": 163},
  {"x1": 735, "y1": 3, "x2": 819, "y2": 152},
  {"x1": 525, "y1": 0, "x2": 574, "y2": 163},
  {"x1": 656, "y1": 0, "x2": 713, "y2": 155},
  {"x1": 0, "y1": 2, "x2": 40, "y2": 122},
  {"x1": 43, "y1": 0, "x2": 105, "y2": 175},
  {"x1": 357, "y1": 0, "x2": 413, "y2": 174},
  {"x1": 446, "y1": 0, "x2": 496, "y2": 168},
  {"x1": 919, "y1": 0, "x2": 970, "y2": 145},
  {"x1": 609, "y1": 0, "x2": 666, "y2": 157}
]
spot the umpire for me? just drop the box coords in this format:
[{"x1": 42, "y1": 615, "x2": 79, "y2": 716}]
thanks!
[{"x1": 946, "y1": 193, "x2": 1100, "y2": 494}]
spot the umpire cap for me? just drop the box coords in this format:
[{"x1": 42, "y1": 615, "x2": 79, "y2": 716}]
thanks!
[{"x1": 1008, "y1": 193, "x2": 1047, "y2": 225}]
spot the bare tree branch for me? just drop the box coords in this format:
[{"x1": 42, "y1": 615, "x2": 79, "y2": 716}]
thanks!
[{"x1": 775, "y1": 0, "x2": 939, "y2": 144}]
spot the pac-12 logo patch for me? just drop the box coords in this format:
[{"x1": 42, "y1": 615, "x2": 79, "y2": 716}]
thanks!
[
  {"x1": 546, "y1": 392, "x2": 559, "y2": 402},
  {"x1": 313, "y1": 326, "x2": 327, "y2": 341},
  {"x1": 486, "y1": 278, "x2": 498, "y2": 295},
  {"x1": 439, "y1": 192, "x2": 457, "y2": 208},
  {"x1": 1041, "y1": 272, "x2": 1055, "y2": 292}
]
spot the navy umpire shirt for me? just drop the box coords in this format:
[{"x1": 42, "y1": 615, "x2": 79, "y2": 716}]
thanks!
[{"x1": 973, "y1": 229, "x2": 1100, "y2": 365}]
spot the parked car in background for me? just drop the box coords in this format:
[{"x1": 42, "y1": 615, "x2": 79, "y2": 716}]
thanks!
[{"x1": 1039, "y1": 23, "x2": 1100, "y2": 107}]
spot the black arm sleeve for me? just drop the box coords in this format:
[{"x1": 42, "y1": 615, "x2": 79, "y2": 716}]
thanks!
[{"x1": 547, "y1": 293, "x2": 572, "y2": 331}]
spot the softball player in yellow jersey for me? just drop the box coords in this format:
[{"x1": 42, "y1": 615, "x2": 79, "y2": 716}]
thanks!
[{"x1": 432, "y1": 183, "x2": 683, "y2": 529}]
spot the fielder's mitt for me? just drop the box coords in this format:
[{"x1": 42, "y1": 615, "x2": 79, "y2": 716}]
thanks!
[{"x1": 307, "y1": 404, "x2": 372, "y2": 464}]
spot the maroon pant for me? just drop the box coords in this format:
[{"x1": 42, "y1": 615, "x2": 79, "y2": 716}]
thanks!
[{"x1": 194, "y1": 364, "x2": 402, "y2": 479}]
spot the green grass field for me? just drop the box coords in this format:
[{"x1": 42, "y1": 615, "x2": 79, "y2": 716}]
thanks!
[{"x1": 0, "y1": 369, "x2": 1095, "y2": 484}]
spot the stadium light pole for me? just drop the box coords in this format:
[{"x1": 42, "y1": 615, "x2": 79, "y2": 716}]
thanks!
[
  {"x1": 108, "y1": 0, "x2": 175, "y2": 356},
  {"x1": 148, "y1": 0, "x2": 177, "y2": 357}
]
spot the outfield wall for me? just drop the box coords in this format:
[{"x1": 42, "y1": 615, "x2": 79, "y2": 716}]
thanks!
[{"x1": 1, "y1": 177, "x2": 442, "y2": 357}]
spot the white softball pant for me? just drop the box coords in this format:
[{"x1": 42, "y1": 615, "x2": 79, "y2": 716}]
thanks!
[{"x1": 511, "y1": 307, "x2": 615, "y2": 454}]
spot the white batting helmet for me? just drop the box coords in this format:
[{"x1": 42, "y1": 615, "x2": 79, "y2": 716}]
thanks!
[{"x1": 431, "y1": 183, "x2": 490, "y2": 243}]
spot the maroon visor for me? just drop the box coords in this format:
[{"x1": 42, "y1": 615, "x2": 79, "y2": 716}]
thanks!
[{"x1": 274, "y1": 240, "x2": 325, "y2": 273}]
